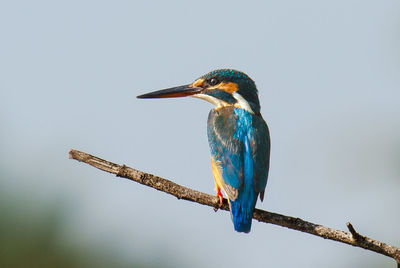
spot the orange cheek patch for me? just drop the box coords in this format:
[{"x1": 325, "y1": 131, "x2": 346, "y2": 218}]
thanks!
[
  {"x1": 220, "y1": 82, "x2": 238, "y2": 93},
  {"x1": 208, "y1": 82, "x2": 238, "y2": 93},
  {"x1": 195, "y1": 80, "x2": 238, "y2": 94}
]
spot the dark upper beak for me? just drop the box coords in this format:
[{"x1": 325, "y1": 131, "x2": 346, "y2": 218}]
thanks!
[{"x1": 137, "y1": 84, "x2": 203, "y2": 99}]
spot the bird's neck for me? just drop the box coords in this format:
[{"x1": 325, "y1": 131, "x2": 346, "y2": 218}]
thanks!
[
  {"x1": 193, "y1": 94, "x2": 255, "y2": 115},
  {"x1": 232, "y1": 92, "x2": 254, "y2": 114}
]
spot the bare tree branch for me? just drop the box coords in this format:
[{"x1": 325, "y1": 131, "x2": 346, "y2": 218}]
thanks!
[{"x1": 69, "y1": 149, "x2": 400, "y2": 266}]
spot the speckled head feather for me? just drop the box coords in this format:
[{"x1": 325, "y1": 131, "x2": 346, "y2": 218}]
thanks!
[
  {"x1": 198, "y1": 69, "x2": 261, "y2": 114},
  {"x1": 200, "y1": 69, "x2": 256, "y2": 86}
]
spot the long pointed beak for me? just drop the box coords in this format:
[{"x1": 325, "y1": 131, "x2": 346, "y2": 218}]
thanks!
[{"x1": 137, "y1": 84, "x2": 203, "y2": 99}]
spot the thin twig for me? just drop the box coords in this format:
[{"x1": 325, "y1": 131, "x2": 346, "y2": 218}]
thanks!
[
  {"x1": 347, "y1": 222, "x2": 364, "y2": 241},
  {"x1": 69, "y1": 149, "x2": 400, "y2": 265}
]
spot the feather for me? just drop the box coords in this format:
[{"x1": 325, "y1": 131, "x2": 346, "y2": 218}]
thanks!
[{"x1": 207, "y1": 106, "x2": 270, "y2": 232}]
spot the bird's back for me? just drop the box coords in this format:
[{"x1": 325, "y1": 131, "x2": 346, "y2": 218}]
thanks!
[{"x1": 207, "y1": 106, "x2": 270, "y2": 232}]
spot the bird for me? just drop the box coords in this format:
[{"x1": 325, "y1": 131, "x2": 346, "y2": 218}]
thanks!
[{"x1": 137, "y1": 69, "x2": 270, "y2": 233}]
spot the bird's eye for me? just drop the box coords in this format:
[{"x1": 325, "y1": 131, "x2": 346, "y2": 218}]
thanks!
[{"x1": 209, "y1": 78, "x2": 219, "y2": 86}]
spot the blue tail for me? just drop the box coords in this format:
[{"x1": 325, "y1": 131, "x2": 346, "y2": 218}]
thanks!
[
  {"x1": 230, "y1": 189, "x2": 258, "y2": 233},
  {"x1": 230, "y1": 134, "x2": 258, "y2": 233}
]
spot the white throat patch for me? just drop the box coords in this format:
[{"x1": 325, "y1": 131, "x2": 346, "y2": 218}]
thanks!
[
  {"x1": 192, "y1": 93, "x2": 229, "y2": 109},
  {"x1": 232, "y1": 92, "x2": 254, "y2": 114}
]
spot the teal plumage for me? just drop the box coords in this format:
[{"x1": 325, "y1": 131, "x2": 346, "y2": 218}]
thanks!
[
  {"x1": 208, "y1": 106, "x2": 270, "y2": 232},
  {"x1": 137, "y1": 69, "x2": 271, "y2": 233}
]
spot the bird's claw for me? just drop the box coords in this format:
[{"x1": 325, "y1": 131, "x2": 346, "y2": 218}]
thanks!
[{"x1": 214, "y1": 190, "x2": 224, "y2": 212}]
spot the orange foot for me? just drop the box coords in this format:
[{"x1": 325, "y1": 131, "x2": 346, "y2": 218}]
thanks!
[{"x1": 214, "y1": 188, "x2": 224, "y2": 212}]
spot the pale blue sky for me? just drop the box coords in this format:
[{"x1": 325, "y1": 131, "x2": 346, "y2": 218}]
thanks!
[{"x1": 1, "y1": 1, "x2": 399, "y2": 267}]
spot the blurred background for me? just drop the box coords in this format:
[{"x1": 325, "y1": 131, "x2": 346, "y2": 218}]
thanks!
[{"x1": 1, "y1": 0, "x2": 399, "y2": 267}]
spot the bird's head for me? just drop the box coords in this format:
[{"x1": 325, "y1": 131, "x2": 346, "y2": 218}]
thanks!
[{"x1": 137, "y1": 69, "x2": 261, "y2": 114}]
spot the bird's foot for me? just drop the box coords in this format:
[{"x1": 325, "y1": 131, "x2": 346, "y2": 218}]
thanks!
[{"x1": 213, "y1": 189, "x2": 224, "y2": 212}]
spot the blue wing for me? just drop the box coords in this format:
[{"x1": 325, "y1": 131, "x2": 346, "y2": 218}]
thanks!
[
  {"x1": 250, "y1": 113, "x2": 270, "y2": 201},
  {"x1": 207, "y1": 107, "x2": 270, "y2": 233},
  {"x1": 207, "y1": 107, "x2": 244, "y2": 196}
]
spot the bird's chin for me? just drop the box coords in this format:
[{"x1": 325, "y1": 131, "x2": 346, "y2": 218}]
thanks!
[{"x1": 192, "y1": 93, "x2": 229, "y2": 108}]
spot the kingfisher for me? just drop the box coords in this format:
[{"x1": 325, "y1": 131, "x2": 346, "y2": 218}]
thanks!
[{"x1": 137, "y1": 69, "x2": 270, "y2": 233}]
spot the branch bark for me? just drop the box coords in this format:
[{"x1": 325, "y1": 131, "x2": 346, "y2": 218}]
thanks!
[{"x1": 69, "y1": 149, "x2": 400, "y2": 266}]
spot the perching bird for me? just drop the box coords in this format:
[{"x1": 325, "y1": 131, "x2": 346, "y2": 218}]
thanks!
[{"x1": 137, "y1": 69, "x2": 270, "y2": 233}]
